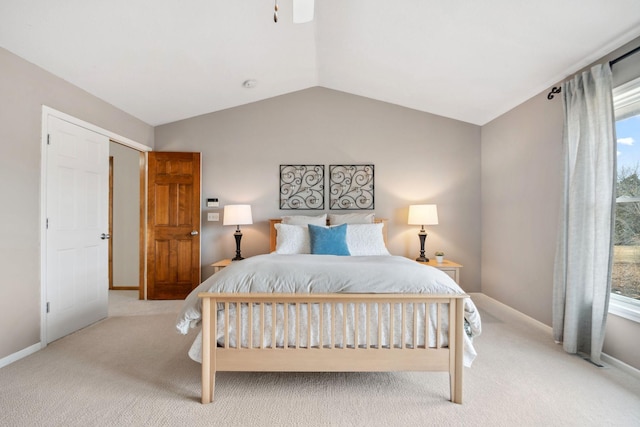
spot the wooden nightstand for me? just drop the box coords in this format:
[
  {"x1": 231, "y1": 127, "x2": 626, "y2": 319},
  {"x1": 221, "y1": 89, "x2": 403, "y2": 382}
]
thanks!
[
  {"x1": 415, "y1": 259, "x2": 463, "y2": 284},
  {"x1": 211, "y1": 259, "x2": 232, "y2": 274}
]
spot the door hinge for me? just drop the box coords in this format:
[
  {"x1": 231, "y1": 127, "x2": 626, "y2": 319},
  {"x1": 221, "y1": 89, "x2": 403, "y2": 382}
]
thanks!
[
  {"x1": 46, "y1": 302, "x2": 50, "y2": 313},
  {"x1": 46, "y1": 218, "x2": 49, "y2": 229},
  {"x1": 47, "y1": 134, "x2": 50, "y2": 145}
]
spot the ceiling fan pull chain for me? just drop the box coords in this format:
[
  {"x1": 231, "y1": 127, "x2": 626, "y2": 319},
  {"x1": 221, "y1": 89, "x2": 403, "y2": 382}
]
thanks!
[{"x1": 274, "y1": 0, "x2": 279, "y2": 22}]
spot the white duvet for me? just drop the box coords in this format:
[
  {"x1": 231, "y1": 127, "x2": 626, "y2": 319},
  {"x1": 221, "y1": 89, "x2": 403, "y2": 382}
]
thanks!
[{"x1": 176, "y1": 254, "x2": 481, "y2": 366}]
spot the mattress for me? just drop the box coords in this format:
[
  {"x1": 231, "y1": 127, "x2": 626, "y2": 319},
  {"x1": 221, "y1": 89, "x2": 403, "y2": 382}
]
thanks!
[{"x1": 176, "y1": 254, "x2": 482, "y2": 366}]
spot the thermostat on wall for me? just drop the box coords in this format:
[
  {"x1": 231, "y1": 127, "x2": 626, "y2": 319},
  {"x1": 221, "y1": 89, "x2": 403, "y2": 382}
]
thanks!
[{"x1": 207, "y1": 198, "x2": 219, "y2": 207}]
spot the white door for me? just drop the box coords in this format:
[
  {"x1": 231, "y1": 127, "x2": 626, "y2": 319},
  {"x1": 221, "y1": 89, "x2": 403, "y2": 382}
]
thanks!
[{"x1": 45, "y1": 116, "x2": 110, "y2": 343}]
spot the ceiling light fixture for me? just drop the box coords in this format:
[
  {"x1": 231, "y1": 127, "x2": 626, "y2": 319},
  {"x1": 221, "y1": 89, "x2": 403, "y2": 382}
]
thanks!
[
  {"x1": 273, "y1": 0, "x2": 314, "y2": 24},
  {"x1": 293, "y1": 0, "x2": 314, "y2": 23}
]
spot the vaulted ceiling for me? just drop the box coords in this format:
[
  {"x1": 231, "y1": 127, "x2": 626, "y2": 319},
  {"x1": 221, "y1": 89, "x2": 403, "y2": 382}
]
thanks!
[{"x1": 1, "y1": 0, "x2": 640, "y2": 126}]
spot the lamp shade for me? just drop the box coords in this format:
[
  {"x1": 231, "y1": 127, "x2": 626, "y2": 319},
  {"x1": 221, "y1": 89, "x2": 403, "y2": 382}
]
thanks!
[
  {"x1": 223, "y1": 204, "x2": 253, "y2": 226},
  {"x1": 408, "y1": 204, "x2": 439, "y2": 226}
]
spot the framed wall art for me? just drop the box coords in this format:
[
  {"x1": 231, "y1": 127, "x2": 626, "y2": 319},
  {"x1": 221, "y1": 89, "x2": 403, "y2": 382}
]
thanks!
[
  {"x1": 329, "y1": 164, "x2": 374, "y2": 210},
  {"x1": 279, "y1": 165, "x2": 325, "y2": 210}
]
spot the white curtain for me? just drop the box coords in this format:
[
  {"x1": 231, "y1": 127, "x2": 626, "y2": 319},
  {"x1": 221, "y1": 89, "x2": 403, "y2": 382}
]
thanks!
[{"x1": 552, "y1": 63, "x2": 616, "y2": 365}]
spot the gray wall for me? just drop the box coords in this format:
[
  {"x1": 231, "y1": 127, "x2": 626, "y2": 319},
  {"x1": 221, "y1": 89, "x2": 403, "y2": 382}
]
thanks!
[
  {"x1": 0, "y1": 47, "x2": 153, "y2": 361},
  {"x1": 481, "y1": 91, "x2": 564, "y2": 325},
  {"x1": 155, "y1": 87, "x2": 482, "y2": 289},
  {"x1": 109, "y1": 142, "x2": 141, "y2": 287},
  {"x1": 481, "y1": 38, "x2": 640, "y2": 370}
]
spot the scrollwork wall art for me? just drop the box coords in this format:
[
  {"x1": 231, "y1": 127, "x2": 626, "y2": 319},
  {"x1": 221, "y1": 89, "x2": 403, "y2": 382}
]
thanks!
[
  {"x1": 280, "y1": 165, "x2": 325, "y2": 210},
  {"x1": 329, "y1": 164, "x2": 375, "y2": 210}
]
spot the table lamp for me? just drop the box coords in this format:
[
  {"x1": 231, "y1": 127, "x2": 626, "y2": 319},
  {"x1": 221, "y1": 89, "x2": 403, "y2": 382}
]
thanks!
[
  {"x1": 408, "y1": 204, "x2": 439, "y2": 262},
  {"x1": 223, "y1": 204, "x2": 253, "y2": 261}
]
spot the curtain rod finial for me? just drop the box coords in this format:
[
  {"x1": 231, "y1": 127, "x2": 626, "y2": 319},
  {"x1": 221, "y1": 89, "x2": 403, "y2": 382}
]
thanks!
[{"x1": 547, "y1": 86, "x2": 562, "y2": 100}]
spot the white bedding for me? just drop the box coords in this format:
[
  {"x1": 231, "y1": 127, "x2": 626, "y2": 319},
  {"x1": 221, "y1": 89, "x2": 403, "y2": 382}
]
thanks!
[{"x1": 176, "y1": 254, "x2": 481, "y2": 366}]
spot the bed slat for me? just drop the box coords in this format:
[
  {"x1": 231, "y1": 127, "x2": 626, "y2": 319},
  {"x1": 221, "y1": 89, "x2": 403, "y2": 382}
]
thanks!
[
  {"x1": 296, "y1": 303, "x2": 301, "y2": 349},
  {"x1": 283, "y1": 302, "x2": 289, "y2": 349},
  {"x1": 260, "y1": 303, "x2": 265, "y2": 349},
  {"x1": 331, "y1": 303, "x2": 336, "y2": 349}
]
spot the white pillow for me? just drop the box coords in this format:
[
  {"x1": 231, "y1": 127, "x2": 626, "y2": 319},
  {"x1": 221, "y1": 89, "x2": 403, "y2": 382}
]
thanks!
[
  {"x1": 281, "y1": 214, "x2": 327, "y2": 226},
  {"x1": 328, "y1": 213, "x2": 375, "y2": 225},
  {"x1": 346, "y1": 223, "x2": 390, "y2": 256},
  {"x1": 274, "y1": 223, "x2": 310, "y2": 254}
]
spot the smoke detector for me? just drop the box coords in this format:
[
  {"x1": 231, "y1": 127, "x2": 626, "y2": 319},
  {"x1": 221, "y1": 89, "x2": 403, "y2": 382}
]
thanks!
[{"x1": 242, "y1": 79, "x2": 257, "y2": 89}]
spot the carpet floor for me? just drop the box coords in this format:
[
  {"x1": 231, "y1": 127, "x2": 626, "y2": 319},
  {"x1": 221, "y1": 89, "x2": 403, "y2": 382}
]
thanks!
[{"x1": 0, "y1": 293, "x2": 638, "y2": 426}]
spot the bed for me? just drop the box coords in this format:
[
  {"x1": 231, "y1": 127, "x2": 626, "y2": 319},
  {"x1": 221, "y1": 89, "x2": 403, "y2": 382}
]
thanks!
[{"x1": 176, "y1": 215, "x2": 481, "y2": 404}]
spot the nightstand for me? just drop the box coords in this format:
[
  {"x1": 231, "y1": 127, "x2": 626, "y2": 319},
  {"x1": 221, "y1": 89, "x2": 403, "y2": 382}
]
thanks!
[
  {"x1": 415, "y1": 259, "x2": 463, "y2": 284},
  {"x1": 211, "y1": 259, "x2": 232, "y2": 274}
]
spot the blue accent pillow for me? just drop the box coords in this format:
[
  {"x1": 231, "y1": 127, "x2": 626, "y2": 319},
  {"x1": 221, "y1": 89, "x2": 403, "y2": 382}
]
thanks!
[{"x1": 308, "y1": 224, "x2": 351, "y2": 256}]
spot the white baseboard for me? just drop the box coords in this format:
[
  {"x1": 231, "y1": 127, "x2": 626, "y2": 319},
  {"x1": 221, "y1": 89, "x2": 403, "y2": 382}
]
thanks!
[
  {"x1": 469, "y1": 292, "x2": 553, "y2": 334},
  {"x1": 601, "y1": 353, "x2": 640, "y2": 380},
  {"x1": 0, "y1": 342, "x2": 42, "y2": 369}
]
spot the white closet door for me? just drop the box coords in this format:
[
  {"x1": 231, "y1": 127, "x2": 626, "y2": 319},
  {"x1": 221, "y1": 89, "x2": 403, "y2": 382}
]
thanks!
[{"x1": 45, "y1": 116, "x2": 109, "y2": 342}]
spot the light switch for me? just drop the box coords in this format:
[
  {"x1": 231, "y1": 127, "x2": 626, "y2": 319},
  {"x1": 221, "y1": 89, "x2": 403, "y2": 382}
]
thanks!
[
  {"x1": 207, "y1": 198, "x2": 219, "y2": 207},
  {"x1": 207, "y1": 212, "x2": 219, "y2": 221}
]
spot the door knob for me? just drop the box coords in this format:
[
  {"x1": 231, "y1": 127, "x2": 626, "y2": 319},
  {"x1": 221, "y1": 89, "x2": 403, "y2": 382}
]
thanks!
[
  {"x1": 101, "y1": 233, "x2": 111, "y2": 240},
  {"x1": 190, "y1": 230, "x2": 199, "y2": 236}
]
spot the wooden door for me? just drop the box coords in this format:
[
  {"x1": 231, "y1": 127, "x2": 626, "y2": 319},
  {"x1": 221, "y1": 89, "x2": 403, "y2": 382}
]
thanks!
[
  {"x1": 45, "y1": 116, "x2": 109, "y2": 342},
  {"x1": 147, "y1": 152, "x2": 201, "y2": 299}
]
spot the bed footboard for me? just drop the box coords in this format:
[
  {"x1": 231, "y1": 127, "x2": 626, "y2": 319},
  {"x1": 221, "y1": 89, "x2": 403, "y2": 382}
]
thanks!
[{"x1": 199, "y1": 293, "x2": 466, "y2": 404}]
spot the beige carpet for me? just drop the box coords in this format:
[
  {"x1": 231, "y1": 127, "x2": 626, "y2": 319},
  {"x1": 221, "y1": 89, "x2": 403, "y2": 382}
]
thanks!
[
  {"x1": 0, "y1": 292, "x2": 638, "y2": 426},
  {"x1": 107, "y1": 290, "x2": 184, "y2": 317}
]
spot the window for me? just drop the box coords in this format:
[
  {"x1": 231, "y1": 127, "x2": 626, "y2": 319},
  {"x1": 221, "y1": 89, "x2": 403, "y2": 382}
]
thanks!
[{"x1": 612, "y1": 76, "x2": 640, "y2": 322}]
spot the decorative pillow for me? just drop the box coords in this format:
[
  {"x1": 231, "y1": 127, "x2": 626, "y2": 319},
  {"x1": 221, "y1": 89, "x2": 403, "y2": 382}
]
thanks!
[
  {"x1": 274, "y1": 223, "x2": 310, "y2": 254},
  {"x1": 308, "y1": 224, "x2": 350, "y2": 256},
  {"x1": 346, "y1": 223, "x2": 390, "y2": 256},
  {"x1": 328, "y1": 213, "x2": 375, "y2": 225},
  {"x1": 281, "y1": 214, "x2": 327, "y2": 226}
]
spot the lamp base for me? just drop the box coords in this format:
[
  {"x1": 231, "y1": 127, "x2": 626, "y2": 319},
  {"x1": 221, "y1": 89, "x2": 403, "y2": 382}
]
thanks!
[
  {"x1": 232, "y1": 228, "x2": 244, "y2": 261},
  {"x1": 416, "y1": 229, "x2": 428, "y2": 263}
]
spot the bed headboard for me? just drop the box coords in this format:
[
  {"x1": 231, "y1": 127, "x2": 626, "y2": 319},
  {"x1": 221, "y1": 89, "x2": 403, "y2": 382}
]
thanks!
[{"x1": 269, "y1": 218, "x2": 388, "y2": 253}]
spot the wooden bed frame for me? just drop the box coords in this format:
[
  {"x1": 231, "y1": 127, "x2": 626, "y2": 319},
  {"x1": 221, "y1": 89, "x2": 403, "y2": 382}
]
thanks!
[{"x1": 198, "y1": 219, "x2": 468, "y2": 404}]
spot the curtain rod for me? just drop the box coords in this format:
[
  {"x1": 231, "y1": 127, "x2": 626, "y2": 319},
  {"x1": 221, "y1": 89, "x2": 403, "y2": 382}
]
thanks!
[{"x1": 547, "y1": 45, "x2": 640, "y2": 100}]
